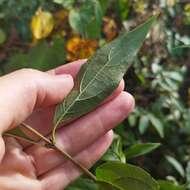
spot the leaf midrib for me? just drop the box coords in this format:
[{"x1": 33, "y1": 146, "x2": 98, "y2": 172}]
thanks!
[
  {"x1": 54, "y1": 47, "x2": 116, "y2": 127},
  {"x1": 54, "y1": 16, "x2": 156, "y2": 127},
  {"x1": 54, "y1": 43, "x2": 133, "y2": 128}
]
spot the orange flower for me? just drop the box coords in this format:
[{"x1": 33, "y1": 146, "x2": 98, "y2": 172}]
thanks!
[
  {"x1": 66, "y1": 37, "x2": 98, "y2": 61},
  {"x1": 103, "y1": 17, "x2": 118, "y2": 42}
]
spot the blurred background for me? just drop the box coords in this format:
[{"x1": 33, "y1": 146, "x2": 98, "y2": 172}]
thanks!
[{"x1": 0, "y1": 0, "x2": 190, "y2": 189}]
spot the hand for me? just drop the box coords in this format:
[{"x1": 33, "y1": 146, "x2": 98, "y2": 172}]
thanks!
[{"x1": 0, "y1": 60, "x2": 134, "y2": 190}]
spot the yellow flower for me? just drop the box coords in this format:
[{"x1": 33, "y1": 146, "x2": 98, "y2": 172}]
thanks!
[
  {"x1": 185, "y1": 3, "x2": 190, "y2": 12},
  {"x1": 31, "y1": 8, "x2": 54, "y2": 40},
  {"x1": 134, "y1": 0, "x2": 147, "y2": 14},
  {"x1": 184, "y1": 3, "x2": 190, "y2": 25},
  {"x1": 66, "y1": 37, "x2": 98, "y2": 62}
]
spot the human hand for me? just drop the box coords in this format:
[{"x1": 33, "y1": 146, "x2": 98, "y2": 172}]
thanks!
[{"x1": 0, "y1": 60, "x2": 134, "y2": 190}]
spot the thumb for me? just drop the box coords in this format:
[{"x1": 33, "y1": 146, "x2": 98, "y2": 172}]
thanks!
[{"x1": 0, "y1": 69, "x2": 74, "y2": 133}]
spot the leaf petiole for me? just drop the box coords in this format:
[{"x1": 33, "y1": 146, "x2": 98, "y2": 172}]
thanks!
[{"x1": 21, "y1": 123, "x2": 97, "y2": 181}]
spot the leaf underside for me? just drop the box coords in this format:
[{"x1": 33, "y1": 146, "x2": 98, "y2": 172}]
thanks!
[
  {"x1": 53, "y1": 15, "x2": 157, "y2": 133},
  {"x1": 4, "y1": 126, "x2": 38, "y2": 145}
]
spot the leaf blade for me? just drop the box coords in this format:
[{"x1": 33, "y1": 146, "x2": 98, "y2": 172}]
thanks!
[
  {"x1": 165, "y1": 155, "x2": 185, "y2": 177},
  {"x1": 158, "y1": 180, "x2": 186, "y2": 190},
  {"x1": 53, "y1": 16, "x2": 157, "y2": 134},
  {"x1": 125, "y1": 143, "x2": 161, "y2": 160},
  {"x1": 4, "y1": 126, "x2": 38, "y2": 145},
  {"x1": 96, "y1": 161, "x2": 159, "y2": 190}
]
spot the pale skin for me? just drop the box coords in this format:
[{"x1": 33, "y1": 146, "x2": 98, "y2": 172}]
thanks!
[{"x1": 0, "y1": 60, "x2": 134, "y2": 190}]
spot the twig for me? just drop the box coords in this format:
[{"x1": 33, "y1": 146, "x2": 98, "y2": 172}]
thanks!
[{"x1": 21, "y1": 123, "x2": 97, "y2": 181}]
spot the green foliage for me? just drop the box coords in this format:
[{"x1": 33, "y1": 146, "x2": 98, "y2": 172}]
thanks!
[
  {"x1": 69, "y1": 0, "x2": 103, "y2": 39},
  {"x1": 102, "y1": 135, "x2": 126, "y2": 163},
  {"x1": 148, "y1": 113, "x2": 164, "y2": 138},
  {"x1": 96, "y1": 162, "x2": 159, "y2": 190},
  {"x1": 5, "y1": 38, "x2": 66, "y2": 72},
  {"x1": 115, "y1": 0, "x2": 131, "y2": 21},
  {"x1": 4, "y1": 125, "x2": 38, "y2": 144},
  {"x1": 125, "y1": 143, "x2": 160, "y2": 160},
  {"x1": 165, "y1": 155, "x2": 185, "y2": 178},
  {"x1": 53, "y1": 16, "x2": 156, "y2": 134},
  {"x1": 66, "y1": 178, "x2": 99, "y2": 190},
  {"x1": 0, "y1": 0, "x2": 190, "y2": 189},
  {"x1": 158, "y1": 180, "x2": 186, "y2": 190},
  {"x1": 53, "y1": 0, "x2": 76, "y2": 9},
  {"x1": 0, "y1": 28, "x2": 6, "y2": 44}
]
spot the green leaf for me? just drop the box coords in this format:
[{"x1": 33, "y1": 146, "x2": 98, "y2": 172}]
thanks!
[
  {"x1": 139, "y1": 115, "x2": 149, "y2": 134},
  {"x1": 172, "y1": 44, "x2": 190, "y2": 50},
  {"x1": 128, "y1": 114, "x2": 138, "y2": 127},
  {"x1": 5, "y1": 38, "x2": 66, "y2": 72},
  {"x1": 186, "y1": 161, "x2": 190, "y2": 187},
  {"x1": 165, "y1": 155, "x2": 185, "y2": 177},
  {"x1": 164, "y1": 71, "x2": 184, "y2": 82},
  {"x1": 66, "y1": 177, "x2": 121, "y2": 190},
  {"x1": 99, "y1": 0, "x2": 109, "y2": 14},
  {"x1": 4, "y1": 126, "x2": 38, "y2": 145},
  {"x1": 125, "y1": 143, "x2": 161, "y2": 160},
  {"x1": 98, "y1": 181, "x2": 122, "y2": 190},
  {"x1": 53, "y1": 16, "x2": 157, "y2": 134},
  {"x1": 115, "y1": 0, "x2": 131, "y2": 21},
  {"x1": 0, "y1": 0, "x2": 5, "y2": 5},
  {"x1": 148, "y1": 114, "x2": 164, "y2": 138},
  {"x1": 0, "y1": 28, "x2": 6, "y2": 44},
  {"x1": 96, "y1": 161, "x2": 159, "y2": 190},
  {"x1": 69, "y1": 0, "x2": 103, "y2": 39},
  {"x1": 53, "y1": 0, "x2": 76, "y2": 9},
  {"x1": 102, "y1": 135, "x2": 126, "y2": 163},
  {"x1": 66, "y1": 177, "x2": 98, "y2": 190},
  {"x1": 158, "y1": 180, "x2": 186, "y2": 190}
]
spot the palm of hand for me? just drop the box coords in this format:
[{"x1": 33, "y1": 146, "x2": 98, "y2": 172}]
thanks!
[{"x1": 0, "y1": 60, "x2": 134, "y2": 190}]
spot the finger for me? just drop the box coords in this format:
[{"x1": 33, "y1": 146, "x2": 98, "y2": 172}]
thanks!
[
  {"x1": 26, "y1": 92, "x2": 134, "y2": 175},
  {"x1": 48, "y1": 59, "x2": 86, "y2": 77},
  {"x1": 40, "y1": 131, "x2": 113, "y2": 190},
  {"x1": 20, "y1": 59, "x2": 123, "y2": 147},
  {"x1": 0, "y1": 69, "x2": 73, "y2": 133},
  {"x1": 0, "y1": 137, "x2": 41, "y2": 190},
  {"x1": 25, "y1": 79, "x2": 124, "y2": 133},
  {"x1": 18, "y1": 60, "x2": 86, "y2": 147},
  {"x1": 49, "y1": 59, "x2": 124, "y2": 104},
  {"x1": 20, "y1": 79, "x2": 124, "y2": 149},
  {"x1": 52, "y1": 59, "x2": 125, "y2": 104}
]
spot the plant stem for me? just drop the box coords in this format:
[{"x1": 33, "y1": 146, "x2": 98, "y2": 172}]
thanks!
[
  {"x1": 51, "y1": 125, "x2": 57, "y2": 145},
  {"x1": 21, "y1": 123, "x2": 97, "y2": 181}
]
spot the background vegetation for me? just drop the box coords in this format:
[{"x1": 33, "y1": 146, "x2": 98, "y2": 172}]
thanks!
[{"x1": 0, "y1": 0, "x2": 190, "y2": 189}]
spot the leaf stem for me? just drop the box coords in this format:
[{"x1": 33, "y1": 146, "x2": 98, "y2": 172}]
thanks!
[
  {"x1": 51, "y1": 124, "x2": 57, "y2": 145},
  {"x1": 21, "y1": 123, "x2": 97, "y2": 181}
]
